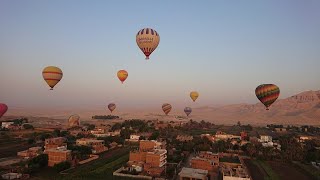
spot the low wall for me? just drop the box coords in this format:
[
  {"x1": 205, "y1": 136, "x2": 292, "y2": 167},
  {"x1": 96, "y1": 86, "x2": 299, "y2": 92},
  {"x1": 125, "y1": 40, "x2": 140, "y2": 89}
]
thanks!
[
  {"x1": 113, "y1": 167, "x2": 152, "y2": 180},
  {"x1": 78, "y1": 154, "x2": 99, "y2": 165}
]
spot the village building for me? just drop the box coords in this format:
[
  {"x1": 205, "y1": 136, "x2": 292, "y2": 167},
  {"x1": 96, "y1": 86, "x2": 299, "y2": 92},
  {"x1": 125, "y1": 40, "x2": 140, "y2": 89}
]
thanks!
[
  {"x1": 178, "y1": 167, "x2": 208, "y2": 180},
  {"x1": 17, "y1": 147, "x2": 43, "y2": 159},
  {"x1": 76, "y1": 138, "x2": 108, "y2": 154}
]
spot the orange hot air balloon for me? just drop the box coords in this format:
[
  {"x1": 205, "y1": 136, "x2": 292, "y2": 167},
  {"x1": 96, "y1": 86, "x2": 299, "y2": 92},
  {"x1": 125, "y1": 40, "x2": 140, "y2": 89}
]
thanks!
[
  {"x1": 117, "y1": 70, "x2": 128, "y2": 84},
  {"x1": 136, "y1": 28, "x2": 160, "y2": 60},
  {"x1": 0, "y1": 103, "x2": 8, "y2": 118},
  {"x1": 190, "y1": 91, "x2": 199, "y2": 102},
  {"x1": 42, "y1": 66, "x2": 63, "y2": 90},
  {"x1": 162, "y1": 103, "x2": 172, "y2": 115}
]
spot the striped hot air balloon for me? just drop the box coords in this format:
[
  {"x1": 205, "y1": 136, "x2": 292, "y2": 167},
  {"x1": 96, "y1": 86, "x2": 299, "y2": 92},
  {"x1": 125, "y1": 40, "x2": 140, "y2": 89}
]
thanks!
[
  {"x1": 255, "y1": 84, "x2": 280, "y2": 110},
  {"x1": 162, "y1": 103, "x2": 172, "y2": 115},
  {"x1": 0, "y1": 103, "x2": 8, "y2": 118},
  {"x1": 42, "y1": 66, "x2": 63, "y2": 90},
  {"x1": 108, "y1": 103, "x2": 116, "y2": 113},
  {"x1": 68, "y1": 114, "x2": 80, "y2": 127},
  {"x1": 117, "y1": 70, "x2": 128, "y2": 84},
  {"x1": 184, "y1": 107, "x2": 192, "y2": 116},
  {"x1": 190, "y1": 91, "x2": 199, "y2": 102},
  {"x1": 136, "y1": 28, "x2": 160, "y2": 60}
]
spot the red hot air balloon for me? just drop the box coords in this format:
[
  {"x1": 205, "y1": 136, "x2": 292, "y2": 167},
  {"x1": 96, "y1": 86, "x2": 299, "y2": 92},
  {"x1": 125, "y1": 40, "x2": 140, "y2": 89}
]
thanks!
[
  {"x1": 108, "y1": 103, "x2": 116, "y2": 113},
  {"x1": 0, "y1": 103, "x2": 8, "y2": 118}
]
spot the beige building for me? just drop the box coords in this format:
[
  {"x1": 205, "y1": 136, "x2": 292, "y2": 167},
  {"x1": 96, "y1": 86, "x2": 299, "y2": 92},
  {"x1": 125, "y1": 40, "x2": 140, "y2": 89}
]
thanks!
[
  {"x1": 44, "y1": 137, "x2": 67, "y2": 150},
  {"x1": 17, "y1": 147, "x2": 42, "y2": 159},
  {"x1": 76, "y1": 138, "x2": 108, "y2": 154},
  {"x1": 221, "y1": 165, "x2": 250, "y2": 180},
  {"x1": 179, "y1": 167, "x2": 208, "y2": 180},
  {"x1": 176, "y1": 135, "x2": 194, "y2": 142},
  {"x1": 128, "y1": 140, "x2": 167, "y2": 177}
]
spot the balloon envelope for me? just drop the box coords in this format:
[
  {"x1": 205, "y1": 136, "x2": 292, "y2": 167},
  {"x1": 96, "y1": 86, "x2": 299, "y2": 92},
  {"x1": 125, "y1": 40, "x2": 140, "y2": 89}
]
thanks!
[
  {"x1": 190, "y1": 91, "x2": 199, "y2": 102},
  {"x1": 117, "y1": 70, "x2": 128, "y2": 84},
  {"x1": 108, "y1": 103, "x2": 116, "y2": 113},
  {"x1": 255, "y1": 84, "x2": 280, "y2": 110},
  {"x1": 184, "y1": 107, "x2": 192, "y2": 116},
  {"x1": 68, "y1": 114, "x2": 80, "y2": 127},
  {"x1": 162, "y1": 103, "x2": 172, "y2": 115},
  {"x1": 42, "y1": 66, "x2": 63, "y2": 90},
  {"x1": 0, "y1": 103, "x2": 8, "y2": 118},
  {"x1": 136, "y1": 28, "x2": 160, "y2": 60}
]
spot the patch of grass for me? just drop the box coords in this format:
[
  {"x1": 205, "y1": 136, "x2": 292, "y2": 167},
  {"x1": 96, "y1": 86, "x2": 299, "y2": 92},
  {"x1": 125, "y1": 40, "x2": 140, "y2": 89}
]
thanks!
[
  {"x1": 292, "y1": 162, "x2": 320, "y2": 179},
  {"x1": 253, "y1": 160, "x2": 280, "y2": 180},
  {"x1": 58, "y1": 148, "x2": 130, "y2": 180}
]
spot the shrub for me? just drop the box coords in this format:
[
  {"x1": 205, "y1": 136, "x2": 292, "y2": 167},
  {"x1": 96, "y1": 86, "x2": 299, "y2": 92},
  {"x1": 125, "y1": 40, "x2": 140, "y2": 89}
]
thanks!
[{"x1": 54, "y1": 161, "x2": 71, "y2": 172}]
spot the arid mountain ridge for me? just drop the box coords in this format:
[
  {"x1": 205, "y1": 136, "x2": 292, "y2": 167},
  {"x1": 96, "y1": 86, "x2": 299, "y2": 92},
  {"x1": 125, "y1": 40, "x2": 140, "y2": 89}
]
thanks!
[
  {"x1": 193, "y1": 90, "x2": 320, "y2": 125},
  {"x1": 2, "y1": 90, "x2": 320, "y2": 126}
]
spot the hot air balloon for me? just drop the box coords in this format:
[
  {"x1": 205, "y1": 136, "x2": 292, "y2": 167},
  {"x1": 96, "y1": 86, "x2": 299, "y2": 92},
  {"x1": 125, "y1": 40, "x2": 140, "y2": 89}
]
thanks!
[
  {"x1": 117, "y1": 70, "x2": 128, "y2": 84},
  {"x1": 0, "y1": 103, "x2": 8, "y2": 118},
  {"x1": 42, "y1": 66, "x2": 63, "y2": 90},
  {"x1": 184, "y1": 107, "x2": 192, "y2": 116},
  {"x1": 108, "y1": 103, "x2": 116, "y2": 113},
  {"x1": 190, "y1": 91, "x2": 199, "y2": 102},
  {"x1": 136, "y1": 28, "x2": 160, "y2": 60},
  {"x1": 68, "y1": 114, "x2": 80, "y2": 127},
  {"x1": 162, "y1": 103, "x2": 172, "y2": 115},
  {"x1": 255, "y1": 84, "x2": 280, "y2": 110}
]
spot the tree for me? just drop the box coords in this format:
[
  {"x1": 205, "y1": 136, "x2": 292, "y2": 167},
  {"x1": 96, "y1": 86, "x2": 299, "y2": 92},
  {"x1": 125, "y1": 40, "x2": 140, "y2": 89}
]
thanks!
[
  {"x1": 111, "y1": 123, "x2": 122, "y2": 131},
  {"x1": 120, "y1": 129, "x2": 133, "y2": 139},
  {"x1": 53, "y1": 129, "x2": 61, "y2": 137},
  {"x1": 53, "y1": 161, "x2": 71, "y2": 172},
  {"x1": 68, "y1": 145, "x2": 92, "y2": 160},
  {"x1": 27, "y1": 154, "x2": 48, "y2": 173},
  {"x1": 279, "y1": 136, "x2": 305, "y2": 161},
  {"x1": 27, "y1": 138, "x2": 35, "y2": 144},
  {"x1": 237, "y1": 121, "x2": 241, "y2": 126},
  {"x1": 23, "y1": 124, "x2": 34, "y2": 130},
  {"x1": 87, "y1": 124, "x2": 95, "y2": 130},
  {"x1": 149, "y1": 131, "x2": 160, "y2": 140},
  {"x1": 245, "y1": 143, "x2": 257, "y2": 157}
]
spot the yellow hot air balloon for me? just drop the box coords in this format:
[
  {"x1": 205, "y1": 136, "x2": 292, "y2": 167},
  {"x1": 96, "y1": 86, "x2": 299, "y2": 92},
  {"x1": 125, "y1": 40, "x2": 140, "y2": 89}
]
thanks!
[
  {"x1": 42, "y1": 66, "x2": 63, "y2": 90},
  {"x1": 136, "y1": 28, "x2": 160, "y2": 60},
  {"x1": 117, "y1": 70, "x2": 128, "y2": 84},
  {"x1": 190, "y1": 91, "x2": 199, "y2": 102}
]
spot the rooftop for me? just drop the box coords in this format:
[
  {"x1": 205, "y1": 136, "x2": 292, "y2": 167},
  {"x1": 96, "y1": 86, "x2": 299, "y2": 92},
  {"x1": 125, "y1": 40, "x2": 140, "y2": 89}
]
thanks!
[
  {"x1": 77, "y1": 138, "x2": 104, "y2": 143},
  {"x1": 221, "y1": 165, "x2": 249, "y2": 178},
  {"x1": 45, "y1": 148, "x2": 71, "y2": 153},
  {"x1": 147, "y1": 149, "x2": 167, "y2": 155},
  {"x1": 220, "y1": 156, "x2": 240, "y2": 164},
  {"x1": 179, "y1": 167, "x2": 208, "y2": 179}
]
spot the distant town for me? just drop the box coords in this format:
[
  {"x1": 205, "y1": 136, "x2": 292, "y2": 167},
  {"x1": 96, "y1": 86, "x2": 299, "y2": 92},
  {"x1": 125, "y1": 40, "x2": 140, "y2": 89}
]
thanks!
[{"x1": 0, "y1": 117, "x2": 319, "y2": 180}]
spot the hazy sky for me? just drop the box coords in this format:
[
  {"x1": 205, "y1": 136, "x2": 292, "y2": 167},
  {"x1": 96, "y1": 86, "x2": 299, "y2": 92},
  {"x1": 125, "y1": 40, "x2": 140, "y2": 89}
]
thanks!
[{"x1": 1, "y1": 1, "x2": 320, "y2": 111}]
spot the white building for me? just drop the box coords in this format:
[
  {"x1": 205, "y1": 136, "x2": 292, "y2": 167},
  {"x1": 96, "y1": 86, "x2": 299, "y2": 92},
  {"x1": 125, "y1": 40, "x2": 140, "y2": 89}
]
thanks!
[
  {"x1": 1, "y1": 173, "x2": 23, "y2": 180},
  {"x1": 260, "y1": 135, "x2": 272, "y2": 143},
  {"x1": 1, "y1": 122, "x2": 14, "y2": 129},
  {"x1": 130, "y1": 135, "x2": 140, "y2": 141}
]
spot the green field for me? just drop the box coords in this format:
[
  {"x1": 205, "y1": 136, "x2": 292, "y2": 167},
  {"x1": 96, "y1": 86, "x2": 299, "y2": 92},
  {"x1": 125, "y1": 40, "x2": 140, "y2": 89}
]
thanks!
[
  {"x1": 252, "y1": 160, "x2": 280, "y2": 180},
  {"x1": 58, "y1": 148, "x2": 130, "y2": 180},
  {"x1": 29, "y1": 147, "x2": 130, "y2": 180}
]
